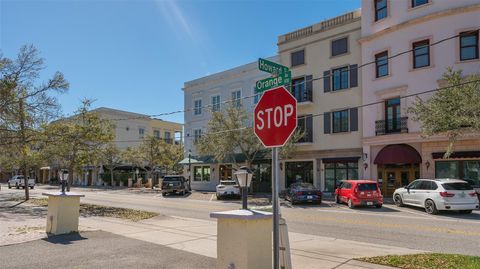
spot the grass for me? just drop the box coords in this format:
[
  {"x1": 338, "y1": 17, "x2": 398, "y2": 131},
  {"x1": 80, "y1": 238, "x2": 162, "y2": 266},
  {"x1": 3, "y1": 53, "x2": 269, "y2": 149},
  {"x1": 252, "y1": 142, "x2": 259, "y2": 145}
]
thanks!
[
  {"x1": 358, "y1": 253, "x2": 480, "y2": 269},
  {"x1": 10, "y1": 197, "x2": 158, "y2": 222}
]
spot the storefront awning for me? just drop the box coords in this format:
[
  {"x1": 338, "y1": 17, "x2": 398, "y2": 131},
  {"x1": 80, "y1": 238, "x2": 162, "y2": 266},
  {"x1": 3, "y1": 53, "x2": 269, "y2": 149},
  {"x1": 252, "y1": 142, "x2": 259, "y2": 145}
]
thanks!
[
  {"x1": 374, "y1": 144, "x2": 422, "y2": 164},
  {"x1": 432, "y1": 151, "x2": 480, "y2": 159},
  {"x1": 322, "y1": 157, "x2": 360, "y2": 163}
]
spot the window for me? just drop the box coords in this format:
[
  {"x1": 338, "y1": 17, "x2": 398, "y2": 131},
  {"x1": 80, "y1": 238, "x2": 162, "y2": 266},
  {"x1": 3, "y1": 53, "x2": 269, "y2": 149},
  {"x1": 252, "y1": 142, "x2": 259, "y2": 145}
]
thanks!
[
  {"x1": 413, "y1": 40, "x2": 430, "y2": 68},
  {"x1": 194, "y1": 166, "x2": 210, "y2": 181},
  {"x1": 291, "y1": 49, "x2": 305, "y2": 67},
  {"x1": 291, "y1": 77, "x2": 311, "y2": 102},
  {"x1": 331, "y1": 37, "x2": 348, "y2": 57},
  {"x1": 164, "y1": 131, "x2": 171, "y2": 143},
  {"x1": 297, "y1": 115, "x2": 313, "y2": 143},
  {"x1": 460, "y1": 30, "x2": 479, "y2": 61},
  {"x1": 211, "y1": 95, "x2": 220, "y2": 112},
  {"x1": 385, "y1": 98, "x2": 401, "y2": 133},
  {"x1": 232, "y1": 90, "x2": 241, "y2": 108},
  {"x1": 375, "y1": 51, "x2": 389, "y2": 77},
  {"x1": 324, "y1": 161, "x2": 358, "y2": 192},
  {"x1": 435, "y1": 160, "x2": 480, "y2": 187},
  {"x1": 153, "y1": 130, "x2": 160, "y2": 139},
  {"x1": 285, "y1": 161, "x2": 313, "y2": 188},
  {"x1": 332, "y1": 110, "x2": 349, "y2": 133},
  {"x1": 194, "y1": 99, "x2": 202, "y2": 115},
  {"x1": 375, "y1": 0, "x2": 387, "y2": 21},
  {"x1": 193, "y1": 129, "x2": 202, "y2": 143},
  {"x1": 412, "y1": 0, "x2": 428, "y2": 8},
  {"x1": 332, "y1": 66, "x2": 349, "y2": 91},
  {"x1": 139, "y1": 128, "x2": 145, "y2": 139},
  {"x1": 254, "y1": 88, "x2": 263, "y2": 104}
]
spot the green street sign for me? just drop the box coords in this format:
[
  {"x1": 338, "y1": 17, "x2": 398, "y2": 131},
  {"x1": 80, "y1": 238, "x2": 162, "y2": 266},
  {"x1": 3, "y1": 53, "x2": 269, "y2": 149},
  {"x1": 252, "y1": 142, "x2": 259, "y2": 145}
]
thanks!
[
  {"x1": 255, "y1": 71, "x2": 291, "y2": 93},
  {"x1": 258, "y1": 58, "x2": 289, "y2": 76}
]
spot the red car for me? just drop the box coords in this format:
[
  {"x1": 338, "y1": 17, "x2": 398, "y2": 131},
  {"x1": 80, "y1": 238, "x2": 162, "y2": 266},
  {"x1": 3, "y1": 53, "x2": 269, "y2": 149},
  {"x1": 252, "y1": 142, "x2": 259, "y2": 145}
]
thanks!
[{"x1": 335, "y1": 180, "x2": 383, "y2": 208}]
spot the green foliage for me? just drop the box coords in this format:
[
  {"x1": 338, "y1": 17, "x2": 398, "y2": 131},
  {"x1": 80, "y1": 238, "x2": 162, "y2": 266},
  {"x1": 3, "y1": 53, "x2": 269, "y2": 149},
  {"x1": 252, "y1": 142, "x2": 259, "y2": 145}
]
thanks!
[
  {"x1": 359, "y1": 253, "x2": 480, "y2": 269},
  {"x1": 408, "y1": 68, "x2": 480, "y2": 157}
]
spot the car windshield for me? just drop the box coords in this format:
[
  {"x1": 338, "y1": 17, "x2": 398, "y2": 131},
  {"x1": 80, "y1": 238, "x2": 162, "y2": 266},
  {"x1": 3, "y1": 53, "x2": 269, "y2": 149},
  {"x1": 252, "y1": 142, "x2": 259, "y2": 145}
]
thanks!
[
  {"x1": 163, "y1": 177, "x2": 182, "y2": 182},
  {"x1": 358, "y1": 183, "x2": 378, "y2": 191},
  {"x1": 292, "y1": 183, "x2": 315, "y2": 189},
  {"x1": 221, "y1": 181, "x2": 237, "y2": 186},
  {"x1": 442, "y1": 183, "x2": 473, "y2": 190}
]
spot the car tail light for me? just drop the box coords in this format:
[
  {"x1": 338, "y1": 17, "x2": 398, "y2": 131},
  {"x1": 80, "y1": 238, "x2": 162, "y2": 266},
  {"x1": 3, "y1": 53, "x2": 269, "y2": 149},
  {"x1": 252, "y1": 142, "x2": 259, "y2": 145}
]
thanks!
[
  {"x1": 468, "y1": 192, "x2": 477, "y2": 197},
  {"x1": 354, "y1": 187, "x2": 358, "y2": 194},
  {"x1": 234, "y1": 186, "x2": 240, "y2": 189},
  {"x1": 439, "y1": 192, "x2": 455, "y2": 197},
  {"x1": 316, "y1": 191, "x2": 322, "y2": 196},
  {"x1": 296, "y1": 191, "x2": 303, "y2": 196}
]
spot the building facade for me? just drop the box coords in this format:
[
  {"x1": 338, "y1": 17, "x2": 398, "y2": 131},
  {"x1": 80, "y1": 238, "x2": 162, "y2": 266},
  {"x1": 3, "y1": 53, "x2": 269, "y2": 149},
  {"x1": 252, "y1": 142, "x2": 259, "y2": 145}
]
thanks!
[
  {"x1": 277, "y1": 10, "x2": 363, "y2": 193},
  {"x1": 183, "y1": 57, "x2": 278, "y2": 191},
  {"x1": 360, "y1": 0, "x2": 480, "y2": 196}
]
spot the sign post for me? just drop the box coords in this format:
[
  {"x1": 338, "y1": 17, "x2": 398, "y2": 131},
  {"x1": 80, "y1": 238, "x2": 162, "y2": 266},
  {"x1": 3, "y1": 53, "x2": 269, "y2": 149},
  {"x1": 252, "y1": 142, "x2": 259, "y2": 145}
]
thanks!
[{"x1": 254, "y1": 84, "x2": 296, "y2": 269}]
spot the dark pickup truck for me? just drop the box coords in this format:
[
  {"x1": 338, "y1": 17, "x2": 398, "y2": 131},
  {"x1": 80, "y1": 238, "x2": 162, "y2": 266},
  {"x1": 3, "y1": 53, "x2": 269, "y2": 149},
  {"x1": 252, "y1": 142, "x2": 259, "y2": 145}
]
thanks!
[{"x1": 161, "y1": 176, "x2": 189, "y2": 196}]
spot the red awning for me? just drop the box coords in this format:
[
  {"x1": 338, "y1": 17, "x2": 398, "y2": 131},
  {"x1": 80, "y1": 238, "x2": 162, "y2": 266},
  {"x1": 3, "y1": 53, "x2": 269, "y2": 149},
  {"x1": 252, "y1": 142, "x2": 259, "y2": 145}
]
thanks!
[{"x1": 374, "y1": 144, "x2": 422, "y2": 165}]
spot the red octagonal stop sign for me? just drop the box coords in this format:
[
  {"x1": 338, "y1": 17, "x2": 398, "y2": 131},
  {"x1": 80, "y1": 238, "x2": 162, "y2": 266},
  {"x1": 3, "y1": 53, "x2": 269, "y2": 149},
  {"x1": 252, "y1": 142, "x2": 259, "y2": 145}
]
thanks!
[{"x1": 254, "y1": 86, "x2": 297, "y2": 148}]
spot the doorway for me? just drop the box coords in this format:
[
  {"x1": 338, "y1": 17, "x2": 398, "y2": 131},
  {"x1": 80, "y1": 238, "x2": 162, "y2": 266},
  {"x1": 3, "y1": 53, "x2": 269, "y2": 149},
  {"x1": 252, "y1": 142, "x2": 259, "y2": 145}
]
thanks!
[{"x1": 378, "y1": 164, "x2": 419, "y2": 196}]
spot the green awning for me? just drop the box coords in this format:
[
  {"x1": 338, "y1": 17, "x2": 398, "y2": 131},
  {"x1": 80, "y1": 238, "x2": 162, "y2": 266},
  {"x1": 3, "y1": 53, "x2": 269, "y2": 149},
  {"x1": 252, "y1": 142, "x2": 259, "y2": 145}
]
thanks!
[{"x1": 178, "y1": 157, "x2": 203, "y2": 165}]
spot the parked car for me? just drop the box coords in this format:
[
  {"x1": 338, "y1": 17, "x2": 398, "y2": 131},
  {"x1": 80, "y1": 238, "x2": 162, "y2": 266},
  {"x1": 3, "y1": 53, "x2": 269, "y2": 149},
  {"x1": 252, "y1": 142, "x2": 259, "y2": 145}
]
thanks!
[
  {"x1": 463, "y1": 178, "x2": 480, "y2": 201},
  {"x1": 216, "y1": 180, "x2": 240, "y2": 199},
  {"x1": 285, "y1": 182, "x2": 322, "y2": 205},
  {"x1": 7, "y1": 175, "x2": 35, "y2": 189},
  {"x1": 160, "y1": 175, "x2": 188, "y2": 196},
  {"x1": 335, "y1": 180, "x2": 383, "y2": 209},
  {"x1": 393, "y1": 179, "x2": 480, "y2": 214}
]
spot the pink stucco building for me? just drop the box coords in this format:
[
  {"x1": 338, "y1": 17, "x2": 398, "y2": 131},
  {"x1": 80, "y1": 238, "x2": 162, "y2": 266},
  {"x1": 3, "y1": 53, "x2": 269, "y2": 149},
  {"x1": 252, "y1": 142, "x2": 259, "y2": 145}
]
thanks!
[{"x1": 360, "y1": 0, "x2": 480, "y2": 196}]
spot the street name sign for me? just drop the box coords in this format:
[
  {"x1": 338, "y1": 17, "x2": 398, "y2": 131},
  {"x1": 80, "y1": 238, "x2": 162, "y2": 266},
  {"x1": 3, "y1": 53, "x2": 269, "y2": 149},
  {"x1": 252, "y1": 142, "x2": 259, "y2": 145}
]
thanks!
[
  {"x1": 255, "y1": 71, "x2": 291, "y2": 93},
  {"x1": 254, "y1": 86, "x2": 297, "y2": 148},
  {"x1": 258, "y1": 58, "x2": 289, "y2": 76}
]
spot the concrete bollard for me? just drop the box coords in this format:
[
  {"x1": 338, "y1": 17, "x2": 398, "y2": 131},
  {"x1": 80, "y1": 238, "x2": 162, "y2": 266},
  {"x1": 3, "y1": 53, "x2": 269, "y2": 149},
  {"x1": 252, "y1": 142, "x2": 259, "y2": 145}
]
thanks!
[
  {"x1": 128, "y1": 178, "x2": 132, "y2": 188},
  {"x1": 210, "y1": 209, "x2": 272, "y2": 269},
  {"x1": 42, "y1": 192, "x2": 85, "y2": 235}
]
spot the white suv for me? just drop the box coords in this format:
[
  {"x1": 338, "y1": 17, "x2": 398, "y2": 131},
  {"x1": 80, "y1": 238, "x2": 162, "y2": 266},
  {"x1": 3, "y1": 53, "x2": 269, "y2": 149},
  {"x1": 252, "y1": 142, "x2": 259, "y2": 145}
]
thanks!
[
  {"x1": 216, "y1": 180, "x2": 240, "y2": 200},
  {"x1": 393, "y1": 179, "x2": 479, "y2": 214}
]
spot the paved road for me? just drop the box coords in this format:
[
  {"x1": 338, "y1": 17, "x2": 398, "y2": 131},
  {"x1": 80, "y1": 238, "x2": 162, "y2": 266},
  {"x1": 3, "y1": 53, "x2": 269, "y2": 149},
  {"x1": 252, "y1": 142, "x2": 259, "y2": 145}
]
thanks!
[
  {"x1": 0, "y1": 231, "x2": 215, "y2": 269},
  {"x1": 5, "y1": 185, "x2": 480, "y2": 256}
]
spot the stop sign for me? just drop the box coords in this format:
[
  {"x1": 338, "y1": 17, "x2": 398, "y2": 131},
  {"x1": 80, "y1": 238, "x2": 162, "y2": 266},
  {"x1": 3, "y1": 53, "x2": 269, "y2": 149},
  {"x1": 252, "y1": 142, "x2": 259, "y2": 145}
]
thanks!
[{"x1": 254, "y1": 86, "x2": 297, "y2": 148}]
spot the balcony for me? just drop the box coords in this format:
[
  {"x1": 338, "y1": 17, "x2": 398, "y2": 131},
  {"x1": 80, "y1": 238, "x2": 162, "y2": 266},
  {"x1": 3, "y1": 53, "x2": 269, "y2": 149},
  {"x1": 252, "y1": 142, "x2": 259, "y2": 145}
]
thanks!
[
  {"x1": 290, "y1": 88, "x2": 312, "y2": 103},
  {"x1": 375, "y1": 117, "x2": 408, "y2": 136}
]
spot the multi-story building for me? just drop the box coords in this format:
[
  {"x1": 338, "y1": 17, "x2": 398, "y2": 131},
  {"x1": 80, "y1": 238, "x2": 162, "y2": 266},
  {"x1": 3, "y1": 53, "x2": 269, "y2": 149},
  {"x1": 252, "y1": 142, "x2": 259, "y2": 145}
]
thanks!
[
  {"x1": 183, "y1": 57, "x2": 278, "y2": 191},
  {"x1": 277, "y1": 10, "x2": 363, "y2": 193},
  {"x1": 360, "y1": 0, "x2": 480, "y2": 196}
]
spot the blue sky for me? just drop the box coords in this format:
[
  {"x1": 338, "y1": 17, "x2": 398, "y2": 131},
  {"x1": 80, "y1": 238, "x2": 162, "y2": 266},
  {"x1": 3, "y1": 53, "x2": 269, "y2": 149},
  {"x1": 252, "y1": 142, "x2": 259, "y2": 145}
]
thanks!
[{"x1": 1, "y1": 0, "x2": 360, "y2": 123}]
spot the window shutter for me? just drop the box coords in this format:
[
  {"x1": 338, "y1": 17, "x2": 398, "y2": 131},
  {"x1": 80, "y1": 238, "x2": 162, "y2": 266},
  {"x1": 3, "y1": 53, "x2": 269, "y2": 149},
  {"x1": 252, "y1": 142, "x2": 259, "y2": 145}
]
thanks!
[
  {"x1": 324, "y1": 112, "x2": 331, "y2": 134},
  {"x1": 349, "y1": 64, "x2": 358, "y2": 88},
  {"x1": 350, "y1": 108, "x2": 358, "y2": 132},
  {"x1": 306, "y1": 115, "x2": 313, "y2": 142},
  {"x1": 305, "y1": 75, "x2": 313, "y2": 101},
  {"x1": 323, "y1": 70, "x2": 331, "y2": 92}
]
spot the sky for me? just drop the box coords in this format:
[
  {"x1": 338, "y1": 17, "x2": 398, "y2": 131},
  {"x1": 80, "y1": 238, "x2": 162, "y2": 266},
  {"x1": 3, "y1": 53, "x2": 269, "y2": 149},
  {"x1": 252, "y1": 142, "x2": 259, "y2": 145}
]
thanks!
[{"x1": 1, "y1": 0, "x2": 360, "y2": 124}]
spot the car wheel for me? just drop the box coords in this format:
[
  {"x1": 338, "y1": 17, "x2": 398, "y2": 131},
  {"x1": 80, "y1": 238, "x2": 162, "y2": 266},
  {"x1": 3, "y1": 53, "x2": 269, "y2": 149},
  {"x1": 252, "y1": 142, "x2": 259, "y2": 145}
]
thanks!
[
  {"x1": 181, "y1": 190, "x2": 185, "y2": 196},
  {"x1": 291, "y1": 199, "x2": 296, "y2": 205},
  {"x1": 30, "y1": 186, "x2": 34, "y2": 189},
  {"x1": 425, "y1": 199, "x2": 438, "y2": 215},
  {"x1": 16, "y1": 183, "x2": 19, "y2": 189},
  {"x1": 161, "y1": 192, "x2": 166, "y2": 197},
  {"x1": 347, "y1": 199, "x2": 355, "y2": 209},
  {"x1": 8, "y1": 183, "x2": 11, "y2": 189},
  {"x1": 375, "y1": 204, "x2": 382, "y2": 208},
  {"x1": 460, "y1": 210, "x2": 472, "y2": 214},
  {"x1": 335, "y1": 195, "x2": 340, "y2": 204},
  {"x1": 394, "y1": 194, "x2": 404, "y2": 207}
]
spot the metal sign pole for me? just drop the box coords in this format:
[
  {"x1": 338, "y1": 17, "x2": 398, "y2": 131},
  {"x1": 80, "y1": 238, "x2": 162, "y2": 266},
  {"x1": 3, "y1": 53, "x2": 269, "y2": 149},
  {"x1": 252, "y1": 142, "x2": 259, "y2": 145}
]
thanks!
[{"x1": 272, "y1": 147, "x2": 280, "y2": 269}]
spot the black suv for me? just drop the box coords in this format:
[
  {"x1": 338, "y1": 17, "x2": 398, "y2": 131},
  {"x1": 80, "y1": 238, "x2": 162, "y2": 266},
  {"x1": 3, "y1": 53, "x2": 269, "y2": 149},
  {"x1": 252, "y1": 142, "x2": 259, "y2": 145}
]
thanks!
[{"x1": 161, "y1": 176, "x2": 189, "y2": 196}]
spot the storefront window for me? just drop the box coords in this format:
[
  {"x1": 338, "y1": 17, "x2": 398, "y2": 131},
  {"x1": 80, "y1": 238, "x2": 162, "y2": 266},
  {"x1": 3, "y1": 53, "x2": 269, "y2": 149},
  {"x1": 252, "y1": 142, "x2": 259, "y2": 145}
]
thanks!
[
  {"x1": 194, "y1": 166, "x2": 210, "y2": 181},
  {"x1": 435, "y1": 161, "x2": 459, "y2": 179},
  {"x1": 252, "y1": 163, "x2": 272, "y2": 193},
  {"x1": 324, "y1": 161, "x2": 359, "y2": 192},
  {"x1": 285, "y1": 161, "x2": 313, "y2": 188},
  {"x1": 464, "y1": 161, "x2": 480, "y2": 186}
]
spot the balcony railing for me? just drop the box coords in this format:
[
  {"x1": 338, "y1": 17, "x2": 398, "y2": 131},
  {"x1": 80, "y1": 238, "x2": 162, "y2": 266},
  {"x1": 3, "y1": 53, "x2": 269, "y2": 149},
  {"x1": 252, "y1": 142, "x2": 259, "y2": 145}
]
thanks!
[
  {"x1": 291, "y1": 88, "x2": 313, "y2": 103},
  {"x1": 375, "y1": 117, "x2": 409, "y2": 136}
]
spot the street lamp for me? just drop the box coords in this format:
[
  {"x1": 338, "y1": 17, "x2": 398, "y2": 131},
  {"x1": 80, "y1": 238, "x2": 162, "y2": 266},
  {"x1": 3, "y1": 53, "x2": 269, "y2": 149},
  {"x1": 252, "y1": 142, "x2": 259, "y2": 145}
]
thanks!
[
  {"x1": 234, "y1": 166, "x2": 253, "y2": 210},
  {"x1": 188, "y1": 149, "x2": 192, "y2": 191}
]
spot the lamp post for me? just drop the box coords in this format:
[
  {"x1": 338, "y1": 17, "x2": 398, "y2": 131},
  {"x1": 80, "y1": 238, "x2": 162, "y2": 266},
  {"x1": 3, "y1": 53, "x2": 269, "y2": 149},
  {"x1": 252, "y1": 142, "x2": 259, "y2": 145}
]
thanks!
[
  {"x1": 188, "y1": 149, "x2": 192, "y2": 191},
  {"x1": 234, "y1": 166, "x2": 253, "y2": 210}
]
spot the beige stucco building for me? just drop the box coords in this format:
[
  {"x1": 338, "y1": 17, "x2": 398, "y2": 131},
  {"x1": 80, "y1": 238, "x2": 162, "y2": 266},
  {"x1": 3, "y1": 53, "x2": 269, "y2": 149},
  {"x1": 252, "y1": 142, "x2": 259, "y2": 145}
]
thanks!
[
  {"x1": 277, "y1": 10, "x2": 363, "y2": 192},
  {"x1": 360, "y1": 0, "x2": 480, "y2": 196}
]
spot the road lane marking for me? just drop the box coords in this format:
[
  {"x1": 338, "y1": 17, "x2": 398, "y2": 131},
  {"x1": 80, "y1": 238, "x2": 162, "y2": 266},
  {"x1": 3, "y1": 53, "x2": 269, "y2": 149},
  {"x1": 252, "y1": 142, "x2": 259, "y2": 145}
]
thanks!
[{"x1": 209, "y1": 194, "x2": 215, "y2": 202}]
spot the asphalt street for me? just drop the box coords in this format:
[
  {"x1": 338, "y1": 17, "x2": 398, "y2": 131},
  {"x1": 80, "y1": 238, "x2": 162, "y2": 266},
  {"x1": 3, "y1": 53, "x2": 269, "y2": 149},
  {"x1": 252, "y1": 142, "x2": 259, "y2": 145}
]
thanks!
[
  {"x1": 0, "y1": 231, "x2": 215, "y2": 269},
  {"x1": 4, "y1": 185, "x2": 480, "y2": 256}
]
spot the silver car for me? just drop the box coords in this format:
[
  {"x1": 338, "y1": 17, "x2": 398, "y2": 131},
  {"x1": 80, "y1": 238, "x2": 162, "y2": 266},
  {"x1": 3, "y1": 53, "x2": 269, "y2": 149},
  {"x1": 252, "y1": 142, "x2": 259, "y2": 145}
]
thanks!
[{"x1": 393, "y1": 179, "x2": 479, "y2": 214}]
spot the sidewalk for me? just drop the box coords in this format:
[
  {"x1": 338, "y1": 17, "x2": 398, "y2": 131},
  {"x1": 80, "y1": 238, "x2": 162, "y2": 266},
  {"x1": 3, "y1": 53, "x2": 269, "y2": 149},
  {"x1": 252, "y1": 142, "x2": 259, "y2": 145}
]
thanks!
[{"x1": 0, "y1": 199, "x2": 421, "y2": 269}]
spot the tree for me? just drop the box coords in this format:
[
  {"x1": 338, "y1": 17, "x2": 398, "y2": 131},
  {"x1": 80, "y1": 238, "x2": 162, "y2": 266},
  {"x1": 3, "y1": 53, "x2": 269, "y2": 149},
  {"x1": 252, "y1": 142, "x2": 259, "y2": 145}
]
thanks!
[
  {"x1": 45, "y1": 99, "x2": 114, "y2": 191},
  {"x1": 164, "y1": 143, "x2": 185, "y2": 174},
  {"x1": 408, "y1": 68, "x2": 480, "y2": 157},
  {"x1": 0, "y1": 45, "x2": 69, "y2": 200},
  {"x1": 138, "y1": 136, "x2": 169, "y2": 187},
  {"x1": 196, "y1": 104, "x2": 302, "y2": 169},
  {"x1": 101, "y1": 143, "x2": 122, "y2": 187}
]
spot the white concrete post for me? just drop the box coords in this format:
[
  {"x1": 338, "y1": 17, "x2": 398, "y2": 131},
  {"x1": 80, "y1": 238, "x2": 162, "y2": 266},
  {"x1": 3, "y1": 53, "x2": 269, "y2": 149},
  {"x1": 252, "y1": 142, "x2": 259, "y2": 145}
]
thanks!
[{"x1": 42, "y1": 192, "x2": 85, "y2": 235}]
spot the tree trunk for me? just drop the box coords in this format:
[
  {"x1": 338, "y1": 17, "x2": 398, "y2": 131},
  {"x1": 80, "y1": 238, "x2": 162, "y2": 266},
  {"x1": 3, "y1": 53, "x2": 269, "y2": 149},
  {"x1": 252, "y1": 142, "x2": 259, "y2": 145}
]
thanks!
[
  {"x1": 110, "y1": 168, "x2": 114, "y2": 188},
  {"x1": 19, "y1": 96, "x2": 29, "y2": 200}
]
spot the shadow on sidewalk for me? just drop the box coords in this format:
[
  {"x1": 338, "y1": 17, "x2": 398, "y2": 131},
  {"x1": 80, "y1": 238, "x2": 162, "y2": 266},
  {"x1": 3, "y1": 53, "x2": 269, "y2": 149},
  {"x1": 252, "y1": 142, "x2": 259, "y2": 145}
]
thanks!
[{"x1": 43, "y1": 232, "x2": 87, "y2": 245}]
